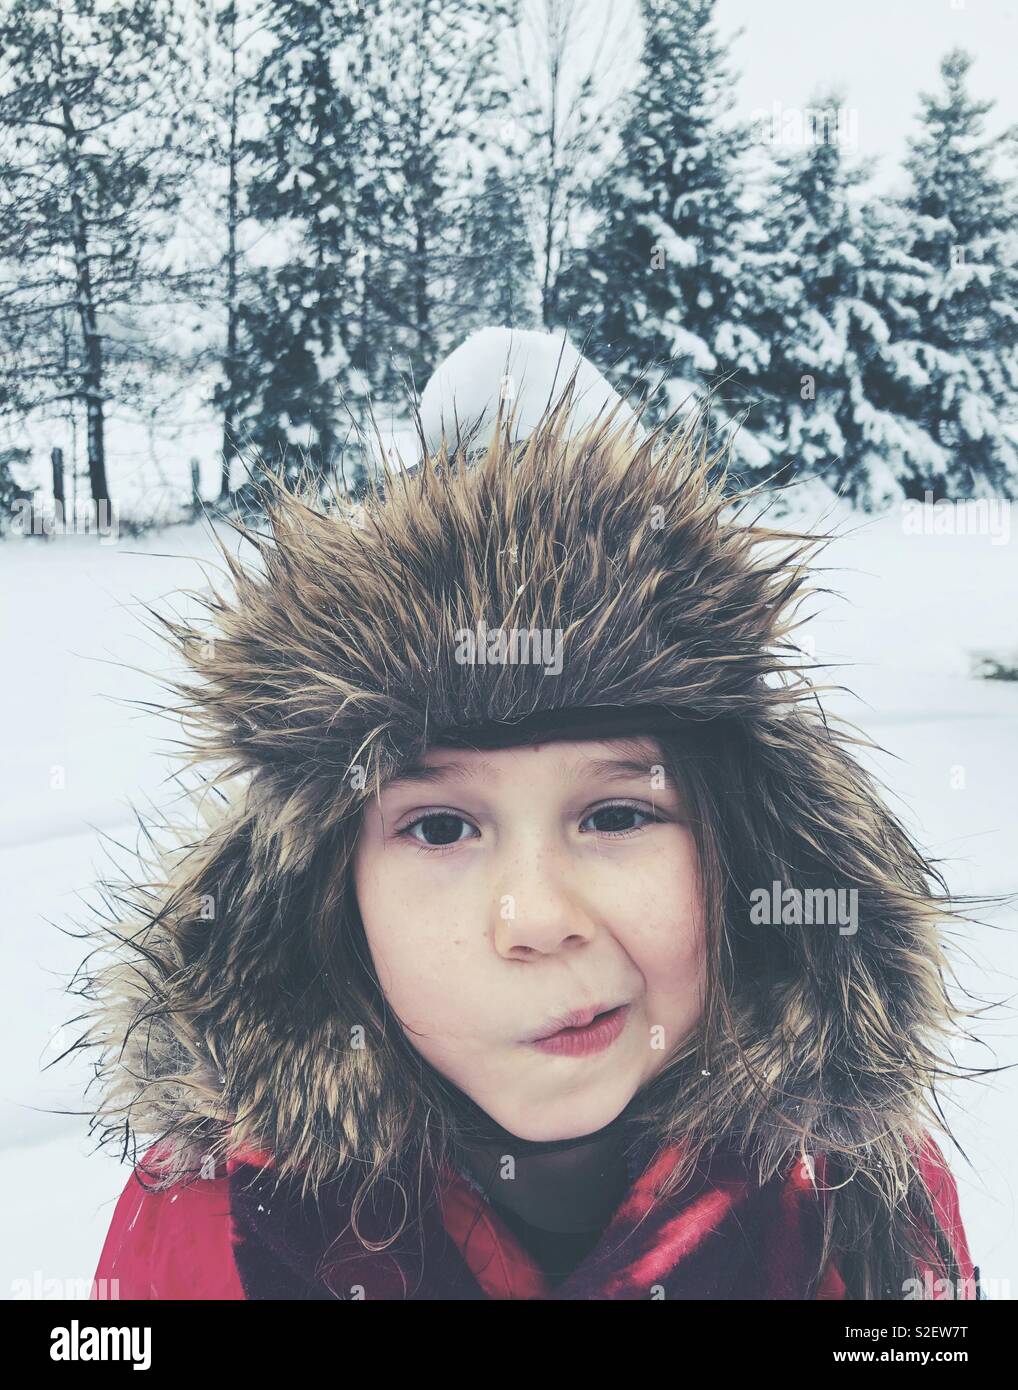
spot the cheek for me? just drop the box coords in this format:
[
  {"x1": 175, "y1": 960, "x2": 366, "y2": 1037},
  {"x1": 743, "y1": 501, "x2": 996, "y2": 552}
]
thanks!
[
  {"x1": 354, "y1": 842, "x2": 478, "y2": 1032},
  {"x1": 602, "y1": 830, "x2": 706, "y2": 1021},
  {"x1": 602, "y1": 829, "x2": 703, "y2": 956}
]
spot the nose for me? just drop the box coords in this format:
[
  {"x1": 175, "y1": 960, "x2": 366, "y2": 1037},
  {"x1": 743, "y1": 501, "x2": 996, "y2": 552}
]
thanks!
[{"x1": 490, "y1": 838, "x2": 596, "y2": 958}]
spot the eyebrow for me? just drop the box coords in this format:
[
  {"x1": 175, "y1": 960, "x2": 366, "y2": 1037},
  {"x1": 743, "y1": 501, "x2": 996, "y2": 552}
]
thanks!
[
  {"x1": 381, "y1": 743, "x2": 664, "y2": 794},
  {"x1": 382, "y1": 758, "x2": 495, "y2": 790}
]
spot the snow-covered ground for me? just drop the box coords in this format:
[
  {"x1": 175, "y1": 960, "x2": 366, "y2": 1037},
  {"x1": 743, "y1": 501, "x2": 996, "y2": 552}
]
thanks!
[{"x1": 1, "y1": 490, "x2": 1015, "y2": 1299}]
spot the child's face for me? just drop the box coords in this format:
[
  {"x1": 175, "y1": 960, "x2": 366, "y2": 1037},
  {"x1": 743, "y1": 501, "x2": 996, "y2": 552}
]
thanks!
[{"x1": 353, "y1": 735, "x2": 706, "y2": 1141}]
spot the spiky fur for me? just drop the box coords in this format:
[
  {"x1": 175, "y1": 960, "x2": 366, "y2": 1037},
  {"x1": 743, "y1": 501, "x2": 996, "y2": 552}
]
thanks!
[{"x1": 65, "y1": 386, "x2": 999, "y2": 1298}]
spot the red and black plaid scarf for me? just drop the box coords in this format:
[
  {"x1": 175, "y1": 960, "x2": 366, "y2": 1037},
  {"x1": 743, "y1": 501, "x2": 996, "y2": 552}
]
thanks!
[{"x1": 93, "y1": 1130, "x2": 977, "y2": 1300}]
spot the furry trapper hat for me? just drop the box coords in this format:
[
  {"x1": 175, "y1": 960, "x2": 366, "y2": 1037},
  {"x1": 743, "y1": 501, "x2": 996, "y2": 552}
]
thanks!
[{"x1": 67, "y1": 351, "x2": 991, "y2": 1298}]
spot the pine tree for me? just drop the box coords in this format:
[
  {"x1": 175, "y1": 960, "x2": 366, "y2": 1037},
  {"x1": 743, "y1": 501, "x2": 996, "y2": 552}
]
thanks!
[
  {"x1": 187, "y1": 0, "x2": 270, "y2": 502},
  {"x1": 554, "y1": 0, "x2": 768, "y2": 469},
  {"x1": 360, "y1": 0, "x2": 516, "y2": 398},
  {"x1": 235, "y1": 0, "x2": 375, "y2": 484},
  {"x1": 509, "y1": 0, "x2": 625, "y2": 329},
  {"x1": 453, "y1": 166, "x2": 540, "y2": 333},
  {"x1": 895, "y1": 48, "x2": 1018, "y2": 499},
  {"x1": 851, "y1": 196, "x2": 952, "y2": 506},
  {"x1": 0, "y1": 0, "x2": 200, "y2": 508},
  {"x1": 750, "y1": 95, "x2": 934, "y2": 507}
]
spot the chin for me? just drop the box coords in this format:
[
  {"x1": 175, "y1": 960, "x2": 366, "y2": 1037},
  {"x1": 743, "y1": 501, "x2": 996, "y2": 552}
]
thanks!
[{"x1": 485, "y1": 1087, "x2": 637, "y2": 1144}]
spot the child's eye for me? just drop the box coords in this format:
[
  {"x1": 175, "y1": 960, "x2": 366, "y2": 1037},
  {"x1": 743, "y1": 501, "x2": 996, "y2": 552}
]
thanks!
[
  {"x1": 579, "y1": 801, "x2": 659, "y2": 837},
  {"x1": 399, "y1": 811, "x2": 479, "y2": 849},
  {"x1": 395, "y1": 800, "x2": 663, "y2": 855}
]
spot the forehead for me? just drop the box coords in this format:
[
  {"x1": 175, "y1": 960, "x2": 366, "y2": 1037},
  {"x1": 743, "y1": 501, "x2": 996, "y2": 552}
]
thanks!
[{"x1": 381, "y1": 735, "x2": 666, "y2": 792}]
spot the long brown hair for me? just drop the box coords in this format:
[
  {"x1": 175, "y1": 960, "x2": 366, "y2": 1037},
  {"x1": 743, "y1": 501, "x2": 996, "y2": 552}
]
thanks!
[{"x1": 631, "y1": 720, "x2": 995, "y2": 1299}]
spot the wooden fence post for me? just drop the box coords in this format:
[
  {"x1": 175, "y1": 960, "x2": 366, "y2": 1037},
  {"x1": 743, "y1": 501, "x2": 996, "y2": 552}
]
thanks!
[{"x1": 51, "y1": 446, "x2": 65, "y2": 510}]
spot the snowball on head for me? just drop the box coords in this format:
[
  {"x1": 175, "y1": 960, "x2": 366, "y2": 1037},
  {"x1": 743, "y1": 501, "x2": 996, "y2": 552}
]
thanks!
[{"x1": 416, "y1": 325, "x2": 645, "y2": 463}]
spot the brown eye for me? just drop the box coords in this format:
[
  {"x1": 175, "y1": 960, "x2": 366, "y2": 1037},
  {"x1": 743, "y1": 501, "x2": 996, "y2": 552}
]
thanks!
[
  {"x1": 580, "y1": 802, "x2": 656, "y2": 835},
  {"x1": 405, "y1": 813, "x2": 475, "y2": 847}
]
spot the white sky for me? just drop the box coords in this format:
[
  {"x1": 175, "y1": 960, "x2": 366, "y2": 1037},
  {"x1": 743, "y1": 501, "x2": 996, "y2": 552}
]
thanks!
[{"x1": 716, "y1": 0, "x2": 1018, "y2": 189}]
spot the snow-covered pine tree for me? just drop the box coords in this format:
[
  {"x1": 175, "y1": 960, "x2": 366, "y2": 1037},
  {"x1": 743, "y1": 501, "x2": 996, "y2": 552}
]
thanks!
[
  {"x1": 507, "y1": 0, "x2": 628, "y2": 330},
  {"x1": 0, "y1": 0, "x2": 200, "y2": 509},
  {"x1": 553, "y1": 0, "x2": 768, "y2": 472},
  {"x1": 895, "y1": 48, "x2": 1018, "y2": 499},
  {"x1": 452, "y1": 165, "x2": 540, "y2": 334},
  {"x1": 749, "y1": 93, "x2": 933, "y2": 507},
  {"x1": 236, "y1": 0, "x2": 374, "y2": 485},
  {"x1": 188, "y1": 0, "x2": 274, "y2": 503},
  {"x1": 851, "y1": 195, "x2": 953, "y2": 507},
  {"x1": 358, "y1": 0, "x2": 516, "y2": 401}
]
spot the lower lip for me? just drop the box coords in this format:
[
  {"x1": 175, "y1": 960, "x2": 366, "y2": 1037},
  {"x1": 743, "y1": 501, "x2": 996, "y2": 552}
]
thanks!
[{"x1": 530, "y1": 1004, "x2": 630, "y2": 1056}]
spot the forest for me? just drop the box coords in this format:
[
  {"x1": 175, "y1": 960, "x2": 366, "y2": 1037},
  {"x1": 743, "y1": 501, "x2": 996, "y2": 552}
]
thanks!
[{"x1": 1, "y1": 0, "x2": 1016, "y2": 528}]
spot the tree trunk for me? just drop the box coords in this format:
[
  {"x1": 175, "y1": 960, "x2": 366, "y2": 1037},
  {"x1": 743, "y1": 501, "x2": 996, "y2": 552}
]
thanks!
[
  {"x1": 61, "y1": 94, "x2": 111, "y2": 507},
  {"x1": 220, "y1": 13, "x2": 240, "y2": 501}
]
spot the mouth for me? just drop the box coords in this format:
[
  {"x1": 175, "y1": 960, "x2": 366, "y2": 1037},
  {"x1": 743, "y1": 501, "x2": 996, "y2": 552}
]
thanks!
[
  {"x1": 526, "y1": 1003, "x2": 631, "y2": 1057},
  {"x1": 530, "y1": 1002, "x2": 623, "y2": 1039}
]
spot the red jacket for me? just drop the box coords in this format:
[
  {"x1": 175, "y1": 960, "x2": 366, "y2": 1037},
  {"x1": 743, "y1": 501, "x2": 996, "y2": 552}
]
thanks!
[{"x1": 91, "y1": 1132, "x2": 976, "y2": 1301}]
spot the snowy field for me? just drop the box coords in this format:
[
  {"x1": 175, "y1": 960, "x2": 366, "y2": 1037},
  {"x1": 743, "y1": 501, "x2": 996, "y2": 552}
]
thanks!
[{"x1": 1, "y1": 491, "x2": 1016, "y2": 1299}]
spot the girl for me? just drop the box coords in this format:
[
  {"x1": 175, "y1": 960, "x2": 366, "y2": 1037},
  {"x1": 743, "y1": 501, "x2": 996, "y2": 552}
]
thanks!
[{"x1": 80, "y1": 331, "x2": 982, "y2": 1300}]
